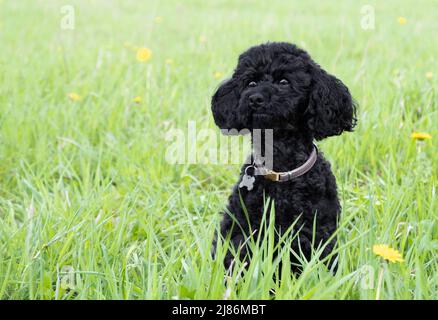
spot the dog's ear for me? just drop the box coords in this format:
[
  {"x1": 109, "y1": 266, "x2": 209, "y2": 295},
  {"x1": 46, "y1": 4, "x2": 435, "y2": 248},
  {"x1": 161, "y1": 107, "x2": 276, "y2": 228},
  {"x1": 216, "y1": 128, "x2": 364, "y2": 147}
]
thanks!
[
  {"x1": 211, "y1": 77, "x2": 243, "y2": 130},
  {"x1": 305, "y1": 66, "x2": 357, "y2": 140}
]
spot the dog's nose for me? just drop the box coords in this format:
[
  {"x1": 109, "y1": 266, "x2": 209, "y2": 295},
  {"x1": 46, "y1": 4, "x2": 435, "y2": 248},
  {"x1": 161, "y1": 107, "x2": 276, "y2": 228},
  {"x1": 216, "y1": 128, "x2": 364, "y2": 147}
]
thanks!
[{"x1": 249, "y1": 93, "x2": 265, "y2": 109}]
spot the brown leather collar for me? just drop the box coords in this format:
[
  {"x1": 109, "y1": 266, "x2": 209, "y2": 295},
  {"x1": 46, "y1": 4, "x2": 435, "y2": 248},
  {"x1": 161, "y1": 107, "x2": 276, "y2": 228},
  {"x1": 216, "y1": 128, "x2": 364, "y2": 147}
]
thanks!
[{"x1": 254, "y1": 145, "x2": 318, "y2": 182}]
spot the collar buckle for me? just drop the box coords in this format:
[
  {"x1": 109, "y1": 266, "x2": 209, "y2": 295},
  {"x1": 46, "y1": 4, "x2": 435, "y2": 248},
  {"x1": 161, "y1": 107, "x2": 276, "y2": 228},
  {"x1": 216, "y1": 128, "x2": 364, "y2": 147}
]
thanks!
[{"x1": 264, "y1": 171, "x2": 280, "y2": 182}]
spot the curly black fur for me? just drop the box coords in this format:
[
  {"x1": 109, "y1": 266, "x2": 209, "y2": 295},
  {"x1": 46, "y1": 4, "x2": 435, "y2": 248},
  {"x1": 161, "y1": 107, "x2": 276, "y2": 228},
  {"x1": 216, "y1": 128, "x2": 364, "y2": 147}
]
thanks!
[{"x1": 211, "y1": 42, "x2": 357, "y2": 272}]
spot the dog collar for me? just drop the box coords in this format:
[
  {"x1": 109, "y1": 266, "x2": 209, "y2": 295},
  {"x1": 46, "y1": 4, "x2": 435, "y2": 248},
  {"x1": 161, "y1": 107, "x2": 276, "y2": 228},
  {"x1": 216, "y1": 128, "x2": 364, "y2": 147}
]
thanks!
[{"x1": 254, "y1": 144, "x2": 318, "y2": 182}]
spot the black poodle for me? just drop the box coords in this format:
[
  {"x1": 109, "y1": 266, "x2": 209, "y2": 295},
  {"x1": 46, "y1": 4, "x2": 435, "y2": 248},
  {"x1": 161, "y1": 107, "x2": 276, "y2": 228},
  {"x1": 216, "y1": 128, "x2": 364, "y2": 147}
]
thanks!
[{"x1": 211, "y1": 42, "x2": 356, "y2": 272}]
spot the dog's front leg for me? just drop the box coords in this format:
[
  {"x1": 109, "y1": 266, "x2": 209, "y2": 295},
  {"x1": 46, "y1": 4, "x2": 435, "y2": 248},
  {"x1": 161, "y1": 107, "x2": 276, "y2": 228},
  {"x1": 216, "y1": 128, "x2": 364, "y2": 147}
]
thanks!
[{"x1": 212, "y1": 207, "x2": 253, "y2": 270}]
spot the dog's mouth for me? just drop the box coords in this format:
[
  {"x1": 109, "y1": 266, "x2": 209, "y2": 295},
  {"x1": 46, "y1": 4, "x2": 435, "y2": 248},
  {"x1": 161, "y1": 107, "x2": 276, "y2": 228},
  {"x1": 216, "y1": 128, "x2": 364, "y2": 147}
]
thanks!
[
  {"x1": 252, "y1": 113, "x2": 271, "y2": 119},
  {"x1": 251, "y1": 112, "x2": 294, "y2": 130},
  {"x1": 251, "y1": 112, "x2": 274, "y2": 127}
]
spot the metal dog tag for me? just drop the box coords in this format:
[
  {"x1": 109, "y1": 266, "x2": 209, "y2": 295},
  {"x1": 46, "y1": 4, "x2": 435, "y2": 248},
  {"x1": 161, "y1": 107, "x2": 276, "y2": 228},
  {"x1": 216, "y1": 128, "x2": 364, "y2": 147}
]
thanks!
[{"x1": 239, "y1": 166, "x2": 255, "y2": 191}]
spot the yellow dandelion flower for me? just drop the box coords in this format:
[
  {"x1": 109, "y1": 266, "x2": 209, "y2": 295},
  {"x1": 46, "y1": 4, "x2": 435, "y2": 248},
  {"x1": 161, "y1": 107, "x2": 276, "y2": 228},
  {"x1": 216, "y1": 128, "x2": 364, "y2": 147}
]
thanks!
[
  {"x1": 199, "y1": 35, "x2": 207, "y2": 44},
  {"x1": 165, "y1": 58, "x2": 174, "y2": 65},
  {"x1": 67, "y1": 92, "x2": 81, "y2": 102},
  {"x1": 136, "y1": 47, "x2": 152, "y2": 62},
  {"x1": 154, "y1": 16, "x2": 162, "y2": 24},
  {"x1": 425, "y1": 72, "x2": 433, "y2": 79},
  {"x1": 214, "y1": 71, "x2": 223, "y2": 79},
  {"x1": 411, "y1": 132, "x2": 432, "y2": 140},
  {"x1": 373, "y1": 244, "x2": 404, "y2": 263},
  {"x1": 397, "y1": 17, "x2": 407, "y2": 25},
  {"x1": 133, "y1": 96, "x2": 142, "y2": 103}
]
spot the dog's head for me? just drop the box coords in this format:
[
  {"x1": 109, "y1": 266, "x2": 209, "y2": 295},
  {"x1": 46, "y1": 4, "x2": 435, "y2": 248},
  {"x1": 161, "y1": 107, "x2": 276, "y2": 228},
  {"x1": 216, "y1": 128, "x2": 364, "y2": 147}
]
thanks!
[{"x1": 211, "y1": 42, "x2": 357, "y2": 140}]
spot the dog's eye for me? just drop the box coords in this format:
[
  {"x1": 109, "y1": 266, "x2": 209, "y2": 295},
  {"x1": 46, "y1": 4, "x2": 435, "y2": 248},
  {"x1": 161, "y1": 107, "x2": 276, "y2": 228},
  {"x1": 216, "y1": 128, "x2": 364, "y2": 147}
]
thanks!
[
  {"x1": 248, "y1": 81, "x2": 257, "y2": 87},
  {"x1": 279, "y1": 79, "x2": 289, "y2": 85}
]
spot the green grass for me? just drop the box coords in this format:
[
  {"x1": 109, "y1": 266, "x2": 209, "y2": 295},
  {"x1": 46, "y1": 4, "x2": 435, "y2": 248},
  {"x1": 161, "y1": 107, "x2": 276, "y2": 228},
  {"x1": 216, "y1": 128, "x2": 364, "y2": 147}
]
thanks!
[{"x1": 0, "y1": 0, "x2": 437, "y2": 299}]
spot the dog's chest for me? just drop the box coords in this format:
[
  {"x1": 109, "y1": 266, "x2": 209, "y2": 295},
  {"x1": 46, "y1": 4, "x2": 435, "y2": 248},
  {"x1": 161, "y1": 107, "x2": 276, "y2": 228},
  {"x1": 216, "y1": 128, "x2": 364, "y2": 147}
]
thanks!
[{"x1": 239, "y1": 176, "x2": 313, "y2": 221}]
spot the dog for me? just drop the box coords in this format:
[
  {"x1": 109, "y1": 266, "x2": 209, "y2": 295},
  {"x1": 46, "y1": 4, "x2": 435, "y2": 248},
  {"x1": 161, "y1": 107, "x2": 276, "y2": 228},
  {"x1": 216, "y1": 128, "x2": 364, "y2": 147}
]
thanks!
[{"x1": 211, "y1": 42, "x2": 356, "y2": 272}]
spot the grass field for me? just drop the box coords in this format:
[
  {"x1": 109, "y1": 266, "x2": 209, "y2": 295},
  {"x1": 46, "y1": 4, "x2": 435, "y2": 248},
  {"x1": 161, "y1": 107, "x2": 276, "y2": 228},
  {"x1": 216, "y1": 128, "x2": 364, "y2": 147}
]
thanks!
[{"x1": 0, "y1": 0, "x2": 436, "y2": 300}]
